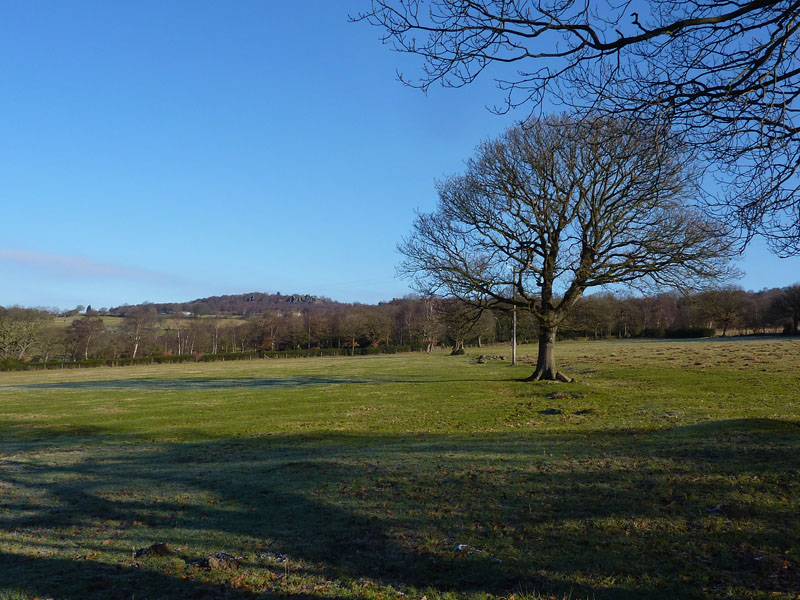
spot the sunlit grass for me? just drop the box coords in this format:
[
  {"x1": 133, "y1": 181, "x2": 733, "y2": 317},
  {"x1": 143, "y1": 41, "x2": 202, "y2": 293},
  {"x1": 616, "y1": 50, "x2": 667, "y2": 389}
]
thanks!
[{"x1": 0, "y1": 339, "x2": 798, "y2": 599}]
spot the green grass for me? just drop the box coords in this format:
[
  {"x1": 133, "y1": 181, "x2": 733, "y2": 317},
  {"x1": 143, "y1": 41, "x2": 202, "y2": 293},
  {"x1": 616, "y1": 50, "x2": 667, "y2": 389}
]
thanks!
[
  {"x1": 0, "y1": 339, "x2": 798, "y2": 599},
  {"x1": 51, "y1": 316, "x2": 125, "y2": 328}
]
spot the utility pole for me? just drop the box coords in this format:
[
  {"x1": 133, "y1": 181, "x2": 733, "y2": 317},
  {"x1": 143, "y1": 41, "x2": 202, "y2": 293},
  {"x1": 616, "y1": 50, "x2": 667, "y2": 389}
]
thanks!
[{"x1": 511, "y1": 266, "x2": 517, "y2": 366}]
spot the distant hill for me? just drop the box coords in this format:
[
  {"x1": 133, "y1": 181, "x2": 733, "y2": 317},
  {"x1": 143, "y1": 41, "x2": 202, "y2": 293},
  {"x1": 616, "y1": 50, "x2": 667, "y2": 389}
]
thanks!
[{"x1": 109, "y1": 292, "x2": 339, "y2": 317}]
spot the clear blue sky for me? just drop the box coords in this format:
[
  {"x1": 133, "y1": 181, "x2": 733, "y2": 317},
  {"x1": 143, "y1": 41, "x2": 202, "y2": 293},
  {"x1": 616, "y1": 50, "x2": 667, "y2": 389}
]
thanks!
[{"x1": 1, "y1": 1, "x2": 797, "y2": 310}]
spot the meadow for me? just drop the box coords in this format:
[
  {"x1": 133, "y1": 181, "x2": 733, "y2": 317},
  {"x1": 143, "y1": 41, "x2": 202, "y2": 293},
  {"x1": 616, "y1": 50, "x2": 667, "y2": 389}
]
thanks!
[
  {"x1": 0, "y1": 338, "x2": 798, "y2": 599},
  {"x1": 51, "y1": 316, "x2": 125, "y2": 328}
]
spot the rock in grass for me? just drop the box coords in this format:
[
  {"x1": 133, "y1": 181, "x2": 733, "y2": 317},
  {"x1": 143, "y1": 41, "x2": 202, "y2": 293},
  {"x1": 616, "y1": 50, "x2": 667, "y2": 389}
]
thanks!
[
  {"x1": 134, "y1": 542, "x2": 173, "y2": 557},
  {"x1": 453, "y1": 543, "x2": 481, "y2": 554},
  {"x1": 189, "y1": 552, "x2": 241, "y2": 570},
  {"x1": 475, "y1": 354, "x2": 506, "y2": 364},
  {"x1": 208, "y1": 552, "x2": 240, "y2": 570}
]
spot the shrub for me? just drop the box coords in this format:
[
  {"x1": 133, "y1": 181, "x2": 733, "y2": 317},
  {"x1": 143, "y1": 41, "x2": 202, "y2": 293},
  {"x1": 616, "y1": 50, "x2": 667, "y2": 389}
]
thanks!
[
  {"x1": 0, "y1": 345, "x2": 422, "y2": 371},
  {"x1": 639, "y1": 328, "x2": 667, "y2": 338},
  {"x1": 0, "y1": 358, "x2": 27, "y2": 371},
  {"x1": 663, "y1": 327, "x2": 716, "y2": 338}
]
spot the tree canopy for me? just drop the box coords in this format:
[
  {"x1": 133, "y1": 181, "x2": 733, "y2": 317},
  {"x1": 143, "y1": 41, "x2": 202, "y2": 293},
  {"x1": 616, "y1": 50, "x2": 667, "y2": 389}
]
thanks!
[
  {"x1": 399, "y1": 114, "x2": 737, "y2": 379},
  {"x1": 358, "y1": 0, "x2": 800, "y2": 255}
]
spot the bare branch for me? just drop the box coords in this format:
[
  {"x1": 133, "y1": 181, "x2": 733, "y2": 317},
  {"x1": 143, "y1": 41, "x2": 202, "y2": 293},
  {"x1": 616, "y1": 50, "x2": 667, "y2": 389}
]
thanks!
[{"x1": 357, "y1": 0, "x2": 800, "y2": 254}]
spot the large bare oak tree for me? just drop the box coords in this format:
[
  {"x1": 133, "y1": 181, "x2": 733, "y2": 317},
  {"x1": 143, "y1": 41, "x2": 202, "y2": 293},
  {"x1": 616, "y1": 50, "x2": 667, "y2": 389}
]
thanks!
[
  {"x1": 357, "y1": 0, "x2": 800, "y2": 255},
  {"x1": 399, "y1": 115, "x2": 736, "y2": 380}
]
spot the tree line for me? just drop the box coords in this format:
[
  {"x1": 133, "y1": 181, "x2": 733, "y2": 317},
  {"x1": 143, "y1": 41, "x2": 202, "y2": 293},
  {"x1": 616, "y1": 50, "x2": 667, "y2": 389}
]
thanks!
[{"x1": 1, "y1": 285, "x2": 798, "y2": 369}]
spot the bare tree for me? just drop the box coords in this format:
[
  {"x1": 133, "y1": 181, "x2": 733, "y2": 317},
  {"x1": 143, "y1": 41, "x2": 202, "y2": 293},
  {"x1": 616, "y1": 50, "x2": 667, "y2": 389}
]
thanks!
[
  {"x1": 771, "y1": 283, "x2": 800, "y2": 333},
  {"x1": 340, "y1": 310, "x2": 366, "y2": 355},
  {"x1": 437, "y1": 298, "x2": 483, "y2": 354},
  {"x1": 0, "y1": 307, "x2": 53, "y2": 359},
  {"x1": 568, "y1": 296, "x2": 614, "y2": 340},
  {"x1": 473, "y1": 309, "x2": 496, "y2": 347},
  {"x1": 65, "y1": 316, "x2": 104, "y2": 360},
  {"x1": 254, "y1": 314, "x2": 283, "y2": 352},
  {"x1": 357, "y1": 1, "x2": 800, "y2": 254},
  {"x1": 361, "y1": 306, "x2": 394, "y2": 347},
  {"x1": 698, "y1": 286, "x2": 749, "y2": 336},
  {"x1": 204, "y1": 318, "x2": 224, "y2": 354},
  {"x1": 417, "y1": 297, "x2": 443, "y2": 353},
  {"x1": 399, "y1": 115, "x2": 736, "y2": 380},
  {"x1": 122, "y1": 305, "x2": 157, "y2": 358},
  {"x1": 35, "y1": 325, "x2": 64, "y2": 361},
  {"x1": 392, "y1": 297, "x2": 416, "y2": 345}
]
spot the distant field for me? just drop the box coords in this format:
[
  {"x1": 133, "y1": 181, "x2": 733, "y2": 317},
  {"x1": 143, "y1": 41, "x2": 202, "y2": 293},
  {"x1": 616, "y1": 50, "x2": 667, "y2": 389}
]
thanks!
[
  {"x1": 51, "y1": 315, "x2": 125, "y2": 328},
  {"x1": 0, "y1": 339, "x2": 798, "y2": 599},
  {"x1": 50, "y1": 314, "x2": 246, "y2": 330}
]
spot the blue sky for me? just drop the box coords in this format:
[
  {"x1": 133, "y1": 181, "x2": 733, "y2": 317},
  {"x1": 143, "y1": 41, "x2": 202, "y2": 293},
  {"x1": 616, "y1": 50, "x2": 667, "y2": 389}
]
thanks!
[{"x1": 1, "y1": 2, "x2": 797, "y2": 310}]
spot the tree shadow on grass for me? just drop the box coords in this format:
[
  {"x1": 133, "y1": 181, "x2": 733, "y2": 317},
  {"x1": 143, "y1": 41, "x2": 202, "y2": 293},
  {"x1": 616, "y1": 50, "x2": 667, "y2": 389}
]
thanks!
[
  {"x1": 0, "y1": 551, "x2": 264, "y2": 600},
  {"x1": 0, "y1": 376, "x2": 370, "y2": 391},
  {"x1": 0, "y1": 419, "x2": 798, "y2": 599},
  {"x1": 0, "y1": 376, "x2": 513, "y2": 391}
]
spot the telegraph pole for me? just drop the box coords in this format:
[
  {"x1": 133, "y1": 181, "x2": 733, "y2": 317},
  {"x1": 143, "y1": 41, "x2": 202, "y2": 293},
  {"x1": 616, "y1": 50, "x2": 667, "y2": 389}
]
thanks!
[{"x1": 511, "y1": 266, "x2": 517, "y2": 366}]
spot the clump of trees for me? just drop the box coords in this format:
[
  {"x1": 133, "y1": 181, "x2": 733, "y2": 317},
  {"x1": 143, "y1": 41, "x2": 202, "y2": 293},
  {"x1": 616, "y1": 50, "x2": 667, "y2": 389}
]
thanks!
[
  {"x1": 562, "y1": 286, "x2": 800, "y2": 339},
  {"x1": 771, "y1": 284, "x2": 800, "y2": 334},
  {"x1": 0, "y1": 307, "x2": 53, "y2": 360}
]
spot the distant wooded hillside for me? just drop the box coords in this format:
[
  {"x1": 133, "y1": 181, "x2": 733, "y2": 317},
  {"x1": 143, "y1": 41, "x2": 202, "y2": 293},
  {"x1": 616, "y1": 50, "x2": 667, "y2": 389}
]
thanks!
[{"x1": 109, "y1": 292, "x2": 336, "y2": 317}]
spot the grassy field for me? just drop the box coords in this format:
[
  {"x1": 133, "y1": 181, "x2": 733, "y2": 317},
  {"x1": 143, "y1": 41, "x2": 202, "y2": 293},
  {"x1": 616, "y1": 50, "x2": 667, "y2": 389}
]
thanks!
[
  {"x1": 51, "y1": 316, "x2": 125, "y2": 328},
  {"x1": 0, "y1": 339, "x2": 798, "y2": 599}
]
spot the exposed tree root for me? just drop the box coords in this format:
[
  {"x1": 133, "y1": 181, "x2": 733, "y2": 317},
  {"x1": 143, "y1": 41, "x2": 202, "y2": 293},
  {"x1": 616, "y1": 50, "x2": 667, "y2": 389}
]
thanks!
[
  {"x1": 524, "y1": 369, "x2": 574, "y2": 383},
  {"x1": 555, "y1": 371, "x2": 575, "y2": 383}
]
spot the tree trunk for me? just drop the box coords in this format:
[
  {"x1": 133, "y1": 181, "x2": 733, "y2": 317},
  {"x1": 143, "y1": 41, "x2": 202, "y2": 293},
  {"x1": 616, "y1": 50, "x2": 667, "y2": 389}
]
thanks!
[
  {"x1": 526, "y1": 325, "x2": 573, "y2": 382},
  {"x1": 450, "y1": 339, "x2": 465, "y2": 355}
]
